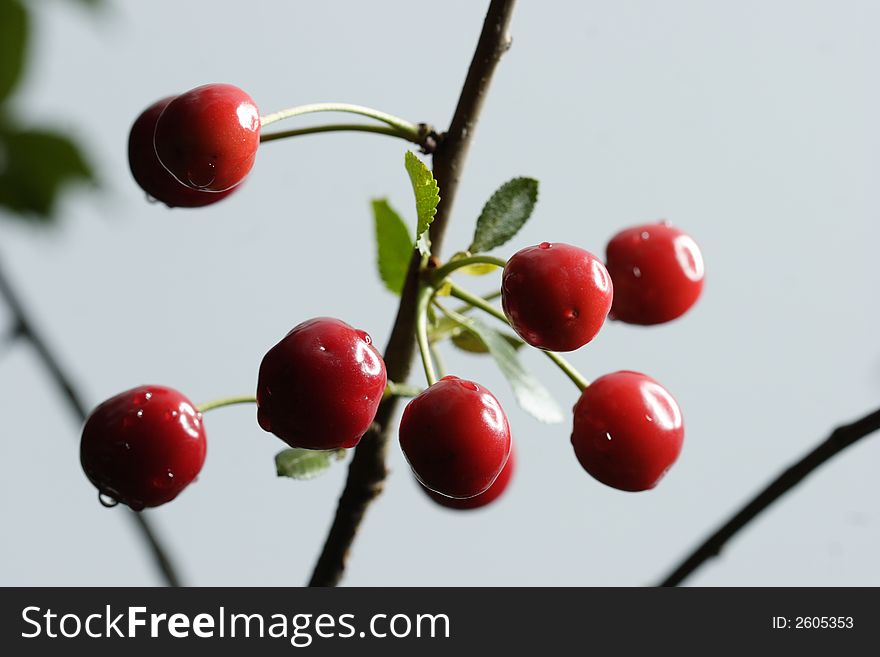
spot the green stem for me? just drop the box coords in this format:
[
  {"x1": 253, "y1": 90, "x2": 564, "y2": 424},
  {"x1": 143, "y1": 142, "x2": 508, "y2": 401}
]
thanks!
[
  {"x1": 446, "y1": 281, "x2": 590, "y2": 391},
  {"x1": 260, "y1": 123, "x2": 422, "y2": 146},
  {"x1": 260, "y1": 103, "x2": 423, "y2": 139},
  {"x1": 197, "y1": 396, "x2": 257, "y2": 413},
  {"x1": 429, "y1": 343, "x2": 446, "y2": 379},
  {"x1": 415, "y1": 284, "x2": 438, "y2": 386},
  {"x1": 431, "y1": 254, "x2": 507, "y2": 283},
  {"x1": 384, "y1": 381, "x2": 423, "y2": 399},
  {"x1": 542, "y1": 350, "x2": 590, "y2": 392}
]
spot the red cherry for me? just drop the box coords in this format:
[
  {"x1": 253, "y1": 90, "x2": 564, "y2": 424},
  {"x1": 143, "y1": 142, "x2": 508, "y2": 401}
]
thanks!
[
  {"x1": 605, "y1": 222, "x2": 705, "y2": 325},
  {"x1": 128, "y1": 97, "x2": 238, "y2": 208},
  {"x1": 80, "y1": 385, "x2": 207, "y2": 510},
  {"x1": 256, "y1": 317, "x2": 387, "y2": 450},
  {"x1": 571, "y1": 371, "x2": 684, "y2": 492},
  {"x1": 421, "y1": 444, "x2": 516, "y2": 510},
  {"x1": 502, "y1": 242, "x2": 613, "y2": 352},
  {"x1": 154, "y1": 83, "x2": 260, "y2": 192},
  {"x1": 399, "y1": 376, "x2": 512, "y2": 499}
]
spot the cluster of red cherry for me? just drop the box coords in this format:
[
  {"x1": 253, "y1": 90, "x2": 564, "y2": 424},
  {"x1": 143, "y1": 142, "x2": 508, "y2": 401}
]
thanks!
[{"x1": 80, "y1": 83, "x2": 705, "y2": 514}]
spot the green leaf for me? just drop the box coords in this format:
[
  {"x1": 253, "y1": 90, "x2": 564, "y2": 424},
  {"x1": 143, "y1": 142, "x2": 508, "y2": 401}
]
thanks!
[
  {"x1": 404, "y1": 150, "x2": 439, "y2": 256},
  {"x1": 0, "y1": 0, "x2": 28, "y2": 102},
  {"x1": 469, "y1": 177, "x2": 539, "y2": 253},
  {"x1": 0, "y1": 126, "x2": 94, "y2": 220},
  {"x1": 451, "y1": 328, "x2": 525, "y2": 354},
  {"x1": 275, "y1": 448, "x2": 347, "y2": 480},
  {"x1": 454, "y1": 315, "x2": 563, "y2": 423},
  {"x1": 372, "y1": 198, "x2": 413, "y2": 295}
]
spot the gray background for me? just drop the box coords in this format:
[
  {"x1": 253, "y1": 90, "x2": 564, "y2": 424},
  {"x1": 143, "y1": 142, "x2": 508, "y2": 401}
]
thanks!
[{"x1": 1, "y1": 0, "x2": 878, "y2": 586}]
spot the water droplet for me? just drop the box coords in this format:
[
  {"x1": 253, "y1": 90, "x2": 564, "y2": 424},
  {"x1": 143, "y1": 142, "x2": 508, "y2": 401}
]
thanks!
[
  {"x1": 565, "y1": 308, "x2": 580, "y2": 320},
  {"x1": 319, "y1": 346, "x2": 326, "y2": 352},
  {"x1": 98, "y1": 492, "x2": 119, "y2": 508},
  {"x1": 152, "y1": 470, "x2": 176, "y2": 490},
  {"x1": 136, "y1": 409, "x2": 144, "y2": 418},
  {"x1": 632, "y1": 266, "x2": 642, "y2": 278},
  {"x1": 144, "y1": 391, "x2": 153, "y2": 401},
  {"x1": 640, "y1": 231, "x2": 650, "y2": 240},
  {"x1": 164, "y1": 409, "x2": 179, "y2": 421},
  {"x1": 660, "y1": 219, "x2": 671, "y2": 226},
  {"x1": 538, "y1": 242, "x2": 551, "y2": 250},
  {"x1": 361, "y1": 331, "x2": 373, "y2": 345},
  {"x1": 645, "y1": 415, "x2": 653, "y2": 422},
  {"x1": 145, "y1": 193, "x2": 159, "y2": 204},
  {"x1": 460, "y1": 380, "x2": 479, "y2": 392},
  {"x1": 605, "y1": 432, "x2": 613, "y2": 441}
]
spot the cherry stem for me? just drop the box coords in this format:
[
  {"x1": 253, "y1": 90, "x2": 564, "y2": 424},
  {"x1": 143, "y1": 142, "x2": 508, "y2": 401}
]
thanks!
[
  {"x1": 446, "y1": 281, "x2": 590, "y2": 392},
  {"x1": 383, "y1": 381, "x2": 423, "y2": 399},
  {"x1": 260, "y1": 123, "x2": 423, "y2": 146},
  {"x1": 196, "y1": 395, "x2": 257, "y2": 414},
  {"x1": 415, "y1": 284, "x2": 439, "y2": 386},
  {"x1": 430, "y1": 254, "x2": 507, "y2": 283},
  {"x1": 260, "y1": 103, "x2": 423, "y2": 140}
]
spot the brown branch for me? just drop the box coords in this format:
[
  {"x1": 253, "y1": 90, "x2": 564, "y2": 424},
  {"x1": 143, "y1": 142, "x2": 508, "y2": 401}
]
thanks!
[
  {"x1": 307, "y1": 0, "x2": 518, "y2": 587},
  {"x1": 0, "y1": 255, "x2": 183, "y2": 587},
  {"x1": 658, "y1": 407, "x2": 880, "y2": 587}
]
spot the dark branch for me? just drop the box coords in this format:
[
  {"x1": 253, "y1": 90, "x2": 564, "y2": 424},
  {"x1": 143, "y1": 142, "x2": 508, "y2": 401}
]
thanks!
[
  {"x1": 0, "y1": 255, "x2": 183, "y2": 587},
  {"x1": 658, "y1": 407, "x2": 880, "y2": 587},
  {"x1": 307, "y1": 0, "x2": 518, "y2": 587}
]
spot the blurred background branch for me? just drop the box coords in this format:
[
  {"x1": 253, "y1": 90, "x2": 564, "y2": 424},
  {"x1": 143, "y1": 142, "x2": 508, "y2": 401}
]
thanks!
[{"x1": 0, "y1": 0, "x2": 181, "y2": 587}]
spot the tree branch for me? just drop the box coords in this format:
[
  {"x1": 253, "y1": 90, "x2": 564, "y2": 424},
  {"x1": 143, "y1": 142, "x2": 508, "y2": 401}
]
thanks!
[
  {"x1": 307, "y1": 0, "x2": 518, "y2": 587},
  {"x1": 658, "y1": 407, "x2": 880, "y2": 587},
  {"x1": 0, "y1": 255, "x2": 183, "y2": 587}
]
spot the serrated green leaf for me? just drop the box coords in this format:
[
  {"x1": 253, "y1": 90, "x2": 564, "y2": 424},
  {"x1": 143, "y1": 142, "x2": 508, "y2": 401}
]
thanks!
[
  {"x1": 469, "y1": 177, "x2": 539, "y2": 253},
  {"x1": 453, "y1": 315, "x2": 563, "y2": 423},
  {"x1": 0, "y1": 0, "x2": 28, "y2": 103},
  {"x1": 451, "y1": 329, "x2": 525, "y2": 354},
  {"x1": 372, "y1": 198, "x2": 413, "y2": 295},
  {"x1": 275, "y1": 448, "x2": 346, "y2": 480},
  {"x1": 404, "y1": 151, "x2": 439, "y2": 256},
  {"x1": 0, "y1": 126, "x2": 94, "y2": 220}
]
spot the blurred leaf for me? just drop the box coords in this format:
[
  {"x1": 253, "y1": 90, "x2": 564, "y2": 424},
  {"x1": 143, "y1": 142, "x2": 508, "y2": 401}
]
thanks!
[
  {"x1": 447, "y1": 251, "x2": 500, "y2": 276},
  {"x1": 469, "y1": 177, "x2": 538, "y2": 253},
  {"x1": 0, "y1": 0, "x2": 28, "y2": 102},
  {"x1": 451, "y1": 328, "x2": 524, "y2": 354},
  {"x1": 452, "y1": 315, "x2": 563, "y2": 424},
  {"x1": 372, "y1": 198, "x2": 413, "y2": 295},
  {"x1": 404, "y1": 150, "x2": 439, "y2": 256},
  {"x1": 0, "y1": 126, "x2": 94, "y2": 220},
  {"x1": 275, "y1": 448, "x2": 346, "y2": 480}
]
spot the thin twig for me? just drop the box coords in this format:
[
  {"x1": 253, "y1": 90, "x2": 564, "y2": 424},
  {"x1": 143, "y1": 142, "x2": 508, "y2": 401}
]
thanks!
[
  {"x1": 0, "y1": 255, "x2": 183, "y2": 587},
  {"x1": 307, "y1": 0, "x2": 518, "y2": 587},
  {"x1": 658, "y1": 407, "x2": 880, "y2": 586}
]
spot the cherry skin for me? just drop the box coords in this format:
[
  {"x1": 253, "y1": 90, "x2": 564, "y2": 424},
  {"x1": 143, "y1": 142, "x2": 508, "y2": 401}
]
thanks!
[
  {"x1": 399, "y1": 376, "x2": 512, "y2": 499},
  {"x1": 128, "y1": 96, "x2": 237, "y2": 208},
  {"x1": 421, "y1": 444, "x2": 516, "y2": 510},
  {"x1": 605, "y1": 222, "x2": 705, "y2": 325},
  {"x1": 153, "y1": 83, "x2": 260, "y2": 192},
  {"x1": 256, "y1": 317, "x2": 387, "y2": 450},
  {"x1": 571, "y1": 371, "x2": 684, "y2": 492},
  {"x1": 501, "y1": 242, "x2": 613, "y2": 352},
  {"x1": 80, "y1": 385, "x2": 207, "y2": 510}
]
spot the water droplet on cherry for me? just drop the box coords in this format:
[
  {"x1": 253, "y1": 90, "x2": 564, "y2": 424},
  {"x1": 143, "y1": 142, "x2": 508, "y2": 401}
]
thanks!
[{"x1": 98, "y1": 492, "x2": 119, "y2": 508}]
